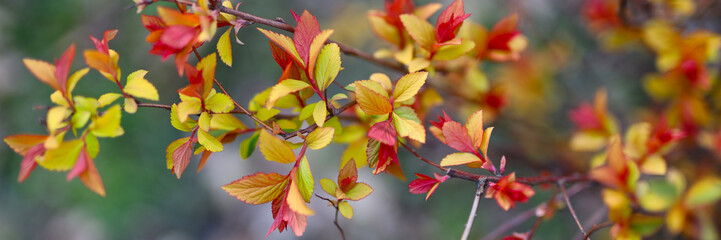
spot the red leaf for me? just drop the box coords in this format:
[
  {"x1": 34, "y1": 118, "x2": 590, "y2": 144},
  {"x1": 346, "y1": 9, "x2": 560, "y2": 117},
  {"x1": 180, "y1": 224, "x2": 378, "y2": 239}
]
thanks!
[
  {"x1": 291, "y1": 10, "x2": 320, "y2": 64},
  {"x1": 142, "y1": 15, "x2": 166, "y2": 31},
  {"x1": 409, "y1": 173, "x2": 448, "y2": 200},
  {"x1": 338, "y1": 160, "x2": 358, "y2": 192},
  {"x1": 161, "y1": 25, "x2": 197, "y2": 49},
  {"x1": 269, "y1": 41, "x2": 293, "y2": 68},
  {"x1": 429, "y1": 110, "x2": 453, "y2": 129},
  {"x1": 441, "y1": 121, "x2": 476, "y2": 153},
  {"x1": 172, "y1": 138, "x2": 194, "y2": 179},
  {"x1": 55, "y1": 44, "x2": 75, "y2": 93},
  {"x1": 66, "y1": 148, "x2": 88, "y2": 181},
  {"x1": 19, "y1": 144, "x2": 44, "y2": 182},
  {"x1": 435, "y1": 0, "x2": 470, "y2": 43},
  {"x1": 373, "y1": 142, "x2": 398, "y2": 175},
  {"x1": 368, "y1": 120, "x2": 397, "y2": 146}
]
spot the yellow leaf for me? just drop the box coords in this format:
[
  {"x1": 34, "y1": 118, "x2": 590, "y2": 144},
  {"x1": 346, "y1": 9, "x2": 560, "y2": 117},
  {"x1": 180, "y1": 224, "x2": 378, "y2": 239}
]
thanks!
[
  {"x1": 480, "y1": 127, "x2": 494, "y2": 158},
  {"x1": 66, "y1": 68, "x2": 90, "y2": 96},
  {"x1": 408, "y1": 58, "x2": 430, "y2": 73},
  {"x1": 124, "y1": 97, "x2": 137, "y2": 114},
  {"x1": 640, "y1": 155, "x2": 667, "y2": 175},
  {"x1": 306, "y1": 127, "x2": 334, "y2": 150},
  {"x1": 368, "y1": 13, "x2": 400, "y2": 46},
  {"x1": 98, "y1": 93, "x2": 122, "y2": 107},
  {"x1": 684, "y1": 177, "x2": 721, "y2": 208},
  {"x1": 47, "y1": 106, "x2": 70, "y2": 132},
  {"x1": 23, "y1": 58, "x2": 58, "y2": 90},
  {"x1": 314, "y1": 43, "x2": 341, "y2": 91},
  {"x1": 91, "y1": 105, "x2": 124, "y2": 138},
  {"x1": 338, "y1": 201, "x2": 353, "y2": 219},
  {"x1": 313, "y1": 100, "x2": 327, "y2": 127},
  {"x1": 205, "y1": 92, "x2": 234, "y2": 113},
  {"x1": 393, "y1": 72, "x2": 428, "y2": 102},
  {"x1": 624, "y1": 122, "x2": 651, "y2": 158},
  {"x1": 170, "y1": 104, "x2": 197, "y2": 132},
  {"x1": 466, "y1": 110, "x2": 484, "y2": 149},
  {"x1": 267, "y1": 79, "x2": 310, "y2": 109},
  {"x1": 308, "y1": 29, "x2": 335, "y2": 80},
  {"x1": 320, "y1": 178, "x2": 337, "y2": 196},
  {"x1": 603, "y1": 188, "x2": 632, "y2": 221},
  {"x1": 296, "y1": 156, "x2": 314, "y2": 202},
  {"x1": 440, "y1": 152, "x2": 483, "y2": 167},
  {"x1": 124, "y1": 70, "x2": 159, "y2": 101},
  {"x1": 433, "y1": 38, "x2": 476, "y2": 60},
  {"x1": 259, "y1": 130, "x2": 296, "y2": 164},
  {"x1": 258, "y1": 28, "x2": 304, "y2": 66},
  {"x1": 392, "y1": 112, "x2": 426, "y2": 143},
  {"x1": 287, "y1": 177, "x2": 315, "y2": 215},
  {"x1": 39, "y1": 139, "x2": 83, "y2": 171},
  {"x1": 341, "y1": 138, "x2": 368, "y2": 169},
  {"x1": 344, "y1": 182, "x2": 373, "y2": 201},
  {"x1": 413, "y1": 3, "x2": 443, "y2": 19},
  {"x1": 198, "y1": 112, "x2": 211, "y2": 132},
  {"x1": 569, "y1": 131, "x2": 607, "y2": 152},
  {"x1": 369, "y1": 73, "x2": 393, "y2": 92},
  {"x1": 354, "y1": 80, "x2": 392, "y2": 115},
  {"x1": 197, "y1": 54, "x2": 217, "y2": 97},
  {"x1": 210, "y1": 114, "x2": 245, "y2": 131},
  {"x1": 198, "y1": 130, "x2": 223, "y2": 152},
  {"x1": 222, "y1": 172, "x2": 289, "y2": 204},
  {"x1": 50, "y1": 91, "x2": 68, "y2": 107},
  {"x1": 400, "y1": 14, "x2": 435, "y2": 50},
  {"x1": 217, "y1": 28, "x2": 233, "y2": 66},
  {"x1": 666, "y1": 204, "x2": 686, "y2": 233},
  {"x1": 642, "y1": 20, "x2": 681, "y2": 71}
]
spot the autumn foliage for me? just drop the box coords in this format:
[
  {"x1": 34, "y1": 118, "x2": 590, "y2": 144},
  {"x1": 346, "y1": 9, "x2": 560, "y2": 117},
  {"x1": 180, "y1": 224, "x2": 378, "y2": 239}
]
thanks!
[{"x1": 5, "y1": 0, "x2": 721, "y2": 239}]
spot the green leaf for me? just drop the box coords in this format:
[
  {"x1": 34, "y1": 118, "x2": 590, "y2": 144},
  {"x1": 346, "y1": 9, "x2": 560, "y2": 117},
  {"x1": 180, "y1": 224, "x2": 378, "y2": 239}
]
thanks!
[
  {"x1": 637, "y1": 179, "x2": 678, "y2": 212},
  {"x1": 239, "y1": 131, "x2": 260, "y2": 159},
  {"x1": 320, "y1": 178, "x2": 337, "y2": 196},
  {"x1": 85, "y1": 132, "x2": 99, "y2": 159},
  {"x1": 297, "y1": 156, "x2": 314, "y2": 202},
  {"x1": 344, "y1": 182, "x2": 372, "y2": 201},
  {"x1": 314, "y1": 43, "x2": 341, "y2": 91}
]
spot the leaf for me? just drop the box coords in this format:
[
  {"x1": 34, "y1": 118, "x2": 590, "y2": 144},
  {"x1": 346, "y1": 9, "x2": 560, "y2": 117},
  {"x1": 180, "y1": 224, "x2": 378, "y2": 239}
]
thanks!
[
  {"x1": 354, "y1": 80, "x2": 392, "y2": 115},
  {"x1": 288, "y1": 173, "x2": 315, "y2": 215},
  {"x1": 259, "y1": 130, "x2": 296, "y2": 164},
  {"x1": 198, "y1": 130, "x2": 223, "y2": 152},
  {"x1": 296, "y1": 156, "x2": 314, "y2": 202},
  {"x1": 462, "y1": 111, "x2": 484, "y2": 149},
  {"x1": 239, "y1": 131, "x2": 260, "y2": 159},
  {"x1": 368, "y1": 14, "x2": 401, "y2": 46},
  {"x1": 314, "y1": 43, "x2": 341, "y2": 91},
  {"x1": 223, "y1": 172, "x2": 289, "y2": 204},
  {"x1": 176, "y1": 97, "x2": 202, "y2": 123},
  {"x1": 124, "y1": 70, "x2": 159, "y2": 101},
  {"x1": 4, "y1": 134, "x2": 47, "y2": 155},
  {"x1": 267, "y1": 79, "x2": 311, "y2": 109},
  {"x1": 480, "y1": 127, "x2": 494, "y2": 158},
  {"x1": 400, "y1": 14, "x2": 436, "y2": 50},
  {"x1": 210, "y1": 114, "x2": 245, "y2": 131},
  {"x1": 407, "y1": 58, "x2": 430, "y2": 73},
  {"x1": 393, "y1": 72, "x2": 428, "y2": 102},
  {"x1": 66, "y1": 68, "x2": 90, "y2": 96},
  {"x1": 320, "y1": 178, "x2": 337, "y2": 196},
  {"x1": 433, "y1": 38, "x2": 476, "y2": 60},
  {"x1": 197, "y1": 53, "x2": 217, "y2": 97},
  {"x1": 217, "y1": 28, "x2": 233, "y2": 66},
  {"x1": 307, "y1": 29, "x2": 335, "y2": 79},
  {"x1": 124, "y1": 97, "x2": 137, "y2": 114},
  {"x1": 77, "y1": 147, "x2": 106, "y2": 197},
  {"x1": 91, "y1": 105, "x2": 124, "y2": 138},
  {"x1": 306, "y1": 127, "x2": 334, "y2": 150},
  {"x1": 344, "y1": 182, "x2": 373, "y2": 201},
  {"x1": 39, "y1": 139, "x2": 83, "y2": 171},
  {"x1": 313, "y1": 100, "x2": 327, "y2": 127},
  {"x1": 638, "y1": 180, "x2": 678, "y2": 212},
  {"x1": 172, "y1": 139, "x2": 194, "y2": 179},
  {"x1": 338, "y1": 201, "x2": 353, "y2": 219},
  {"x1": 392, "y1": 111, "x2": 426, "y2": 143},
  {"x1": 368, "y1": 120, "x2": 397, "y2": 146},
  {"x1": 166, "y1": 137, "x2": 190, "y2": 170},
  {"x1": 98, "y1": 93, "x2": 122, "y2": 107},
  {"x1": 85, "y1": 132, "x2": 99, "y2": 159},
  {"x1": 440, "y1": 152, "x2": 483, "y2": 167},
  {"x1": 299, "y1": 102, "x2": 316, "y2": 120},
  {"x1": 205, "y1": 92, "x2": 234, "y2": 113},
  {"x1": 684, "y1": 177, "x2": 721, "y2": 208},
  {"x1": 258, "y1": 28, "x2": 304, "y2": 66},
  {"x1": 442, "y1": 121, "x2": 475, "y2": 153},
  {"x1": 23, "y1": 58, "x2": 58, "y2": 90},
  {"x1": 46, "y1": 106, "x2": 70, "y2": 132},
  {"x1": 569, "y1": 131, "x2": 607, "y2": 152},
  {"x1": 198, "y1": 112, "x2": 211, "y2": 132},
  {"x1": 170, "y1": 104, "x2": 197, "y2": 132},
  {"x1": 293, "y1": 10, "x2": 321, "y2": 64},
  {"x1": 629, "y1": 214, "x2": 664, "y2": 237}
]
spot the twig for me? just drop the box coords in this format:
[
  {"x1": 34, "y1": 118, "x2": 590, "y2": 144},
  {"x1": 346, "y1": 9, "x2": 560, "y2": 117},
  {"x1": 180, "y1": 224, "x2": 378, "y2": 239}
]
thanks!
[
  {"x1": 480, "y1": 183, "x2": 590, "y2": 240},
  {"x1": 559, "y1": 180, "x2": 587, "y2": 238},
  {"x1": 583, "y1": 221, "x2": 613, "y2": 240},
  {"x1": 461, "y1": 178, "x2": 487, "y2": 240},
  {"x1": 315, "y1": 194, "x2": 347, "y2": 240},
  {"x1": 526, "y1": 188, "x2": 559, "y2": 239}
]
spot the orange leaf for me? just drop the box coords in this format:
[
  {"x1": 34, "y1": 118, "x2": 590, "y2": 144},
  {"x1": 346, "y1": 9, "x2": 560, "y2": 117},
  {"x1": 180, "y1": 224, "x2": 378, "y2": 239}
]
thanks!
[
  {"x1": 223, "y1": 172, "x2": 289, "y2": 204},
  {"x1": 354, "y1": 80, "x2": 392, "y2": 115},
  {"x1": 22, "y1": 59, "x2": 58, "y2": 90}
]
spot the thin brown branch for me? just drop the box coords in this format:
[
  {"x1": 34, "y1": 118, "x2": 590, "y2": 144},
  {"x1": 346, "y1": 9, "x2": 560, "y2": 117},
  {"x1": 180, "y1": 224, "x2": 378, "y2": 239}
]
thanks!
[
  {"x1": 461, "y1": 179, "x2": 488, "y2": 240},
  {"x1": 583, "y1": 221, "x2": 613, "y2": 240},
  {"x1": 315, "y1": 194, "x2": 347, "y2": 240},
  {"x1": 559, "y1": 180, "x2": 587, "y2": 238},
  {"x1": 480, "y1": 183, "x2": 590, "y2": 240},
  {"x1": 137, "y1": 102, "x2": 172, "y2": 110}
]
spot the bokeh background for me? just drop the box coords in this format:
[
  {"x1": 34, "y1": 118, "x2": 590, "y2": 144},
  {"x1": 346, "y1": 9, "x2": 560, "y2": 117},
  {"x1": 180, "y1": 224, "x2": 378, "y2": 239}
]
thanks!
[{"x1": 1, "y1": 0, "x2": 720, "y2": 239}]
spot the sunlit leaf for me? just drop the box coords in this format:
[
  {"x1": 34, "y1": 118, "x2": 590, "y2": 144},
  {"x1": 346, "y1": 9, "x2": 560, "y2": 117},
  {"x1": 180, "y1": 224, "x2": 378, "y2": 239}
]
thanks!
[
  {"x1": 198, "y1": 130, "x2": 223, "y2": 152},
  {"x1": 259, "y1": 130, "x2": 296, "y2": 164},
  {"x1": 296, "y1": 156, "x2": 314, "y2": 202},
  {"x1": 684, "y1": 177, "x2": 721, "y2": 208},
  {"x1": 314, "y1": 43, "x2": 341, "y2": 91},
  {"x1": 217, "y1": 28, "x2": 233, "y2": 66},
  {"x1": 338, "y1": 201, "x2": 353, "y2": 219},
  {"x1": 223, "y1": 172, "x2": 289, "y2": 204},
  {"x1": 39, "y1": 139, "x2": 83, "y2": 171},
  {"x1": 267, "y1": 79, "x2": 310, "y2": 109},
  {"x1": 440, "y1": 152, "x2": 483, "y2": 167},
  {"x1": 400, "y1": 14, "x2": 435, "y2": 50},
  {"x1": 306, "y1": 127, "x2": 334, "y2": 150},
  {"x1": 354, "y1": 80, "x2": 392, "y2": 115},
  {"x1": 124, "y1": 70, "x2": 159, "y2": 101},
  {"x1": 392, "y1": 72, "x2": 428, "y2": 103},
  {"x1": 91, "y1": 105, "x2": 124, "y2": 138}
]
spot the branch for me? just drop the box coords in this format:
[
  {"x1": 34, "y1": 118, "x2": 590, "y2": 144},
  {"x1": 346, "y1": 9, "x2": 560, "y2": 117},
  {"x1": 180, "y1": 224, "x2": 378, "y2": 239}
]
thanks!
[
  {"x1": 526, "y1": 188, "x2": 559, "y2": 239},
  {"x1": 559, "y1": 180, "x2": 587, "y2": 238},
  {"x1": 315, "y1": 194, "x2": 347, "y2": 240},
  {"x1": 460, "y1": 178, "x2": 487, "y2": 240},
  {"x1": 583, "y1": 221, "x2": 613, "y2": 240},
  {"x1": 280, "y1": 100, "x2": 356, "y2": 139}
]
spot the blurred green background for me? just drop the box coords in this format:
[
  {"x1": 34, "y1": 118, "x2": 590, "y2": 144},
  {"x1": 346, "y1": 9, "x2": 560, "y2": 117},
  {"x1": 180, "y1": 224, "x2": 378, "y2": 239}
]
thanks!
[{"x1": 0, "y1": 0, "x2": 681, "y2": 239}]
